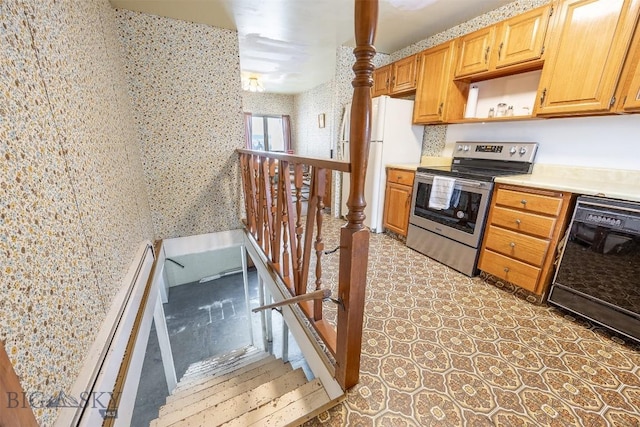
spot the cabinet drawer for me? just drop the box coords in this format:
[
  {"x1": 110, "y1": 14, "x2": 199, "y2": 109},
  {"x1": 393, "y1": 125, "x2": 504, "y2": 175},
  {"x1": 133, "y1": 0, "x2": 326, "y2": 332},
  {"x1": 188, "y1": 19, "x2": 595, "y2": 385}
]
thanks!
[
  {"x1": 495, "y1": 188, "x2": 562, "y2": 215},
  {"x1": 483, "y1": 225, "x2": 549, "y2": 266},
  {"x1": 491, "y1": 206, "x2": 556, "y2": 239},
  {"x1": 479, "y1": 249, "x2": 541, "y2": 293},
  {"x1": 387, "y1": 169, "x2": 415, "y2": 185}
]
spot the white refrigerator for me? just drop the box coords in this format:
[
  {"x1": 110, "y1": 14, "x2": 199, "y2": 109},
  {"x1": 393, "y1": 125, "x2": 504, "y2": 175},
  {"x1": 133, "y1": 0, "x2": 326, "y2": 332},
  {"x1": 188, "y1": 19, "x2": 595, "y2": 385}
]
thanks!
[{"x1": 338, "y1": 95, "x2": 423, "y2": 233}]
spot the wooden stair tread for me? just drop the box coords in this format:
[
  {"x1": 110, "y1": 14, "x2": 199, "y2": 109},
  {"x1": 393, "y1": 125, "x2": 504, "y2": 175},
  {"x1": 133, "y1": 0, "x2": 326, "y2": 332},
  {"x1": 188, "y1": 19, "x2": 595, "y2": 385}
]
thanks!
[
  {"x1": 181, "y1": 347, "x2": 265, "y2": 382},
  {"x1": 169, "y1": 355, "x2": 278, "y2": 402},
  {"x1": 182, "y1": 345, "x2": 261, "y2": 377},
  {"x1": 150, "y1": 368, "x2": 309, "y2": 427},
  {"x1": 174, "y1": 353, "x2": 274, "y2": 395},
  {"x1": 221, "y1": 378, "x2": 331, "y2": 427},
  {"x1": 160, "y1": 359, "x2": 293, "y2": 419}
]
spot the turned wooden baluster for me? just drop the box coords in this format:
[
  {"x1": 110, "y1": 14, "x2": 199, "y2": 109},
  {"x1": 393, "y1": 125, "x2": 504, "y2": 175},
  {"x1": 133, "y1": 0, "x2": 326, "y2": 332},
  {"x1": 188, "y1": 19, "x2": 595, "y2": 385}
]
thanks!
[
  {"x1": 268, "y1": 159, "x2": 278, "y2": 259},
  {"x1": 280, "y1": 162, "x2": 291, "y2": 284},
  {"x1": 239, "y1": 154, "x2": 254, "y2": 234},
  {"x1": 294, "y1": 163, "x2": 305, "y2": 294},
  {"x1": 251, "y1": 155, "x2": 261, "y2": 235},
  {"x1": 313, "y1": 167, "x2": 326, "y2": 321},
  {"x1": 260, "y1": 158, "x2": 272, "y2": 257},
  {"x1": 336, "y1": 0, "x2": 376, "y2": 390},
  {"x1": 245, "y1": 154, "x2": 260, "y2": 235}
]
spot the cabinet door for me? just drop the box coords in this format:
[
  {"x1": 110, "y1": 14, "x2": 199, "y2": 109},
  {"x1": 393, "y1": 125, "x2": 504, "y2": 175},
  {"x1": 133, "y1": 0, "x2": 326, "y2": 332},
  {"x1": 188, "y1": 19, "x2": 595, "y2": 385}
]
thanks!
[
  {"x1": 383, "y1": 182, "x2": 412, "y2": 236},
  {"x1": 372, "y1": 64, "x2": 391, "y2": 97},
  {"x1": 494, "y1": 5, "x2": 551, "y2": 69},
  {"x1": 391, "y1": 55, "x2": 418, "y2": 94},
  {"x1": 413, "y1": 43, "x2": 453, "y2": 123},
  {"x1": 617, "y1": 21, "x2": 640, "y2": 112},
  {"x1": 622, "y1": 63, "x2": 640, "y2": 110},
  {"x1": 535, "y1": 0, "x2": 640, "y2": 116},
  {"x1": 454, "y1": 26, "x2": 495, "y2": 78}
]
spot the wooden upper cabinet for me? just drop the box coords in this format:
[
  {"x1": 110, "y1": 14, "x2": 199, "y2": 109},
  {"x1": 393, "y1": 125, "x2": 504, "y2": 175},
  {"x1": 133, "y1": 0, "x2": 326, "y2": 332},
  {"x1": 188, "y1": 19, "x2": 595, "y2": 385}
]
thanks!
[
  {"x1": 455, "y1": 5, "x2": 551, "y2": 79},
  {"x1": 372, "y1": 64, "x2": 391, "y2": 97},
  {"x1": 455, "y1": 27, "x2": 495, "y2": 78},
  {"x1": 535, "y1": 0, "x2": 640, "y2": 117},
  {"x1": 372, "y1": 56, "x2": 419, "y2": 97},
  {"x1": 390, "y1": 54, "x2": 419, "y2": 94},
  {"x1": 414, "y1": 41, "x2": 467, "y2": 124},
  {"x1": 494, "y1": 5, "x2": 552, "y2": 69},
  {"x1": 616, "y1": 18, "x2": 640, "y2": 112}
]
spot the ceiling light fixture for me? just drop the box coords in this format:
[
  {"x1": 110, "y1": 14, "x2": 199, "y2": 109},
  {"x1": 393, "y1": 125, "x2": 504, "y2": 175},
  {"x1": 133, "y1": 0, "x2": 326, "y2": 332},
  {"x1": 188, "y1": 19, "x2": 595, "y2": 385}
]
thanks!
[{"x1": 244, "y1": 77, "x2": 264, "y2": 93}]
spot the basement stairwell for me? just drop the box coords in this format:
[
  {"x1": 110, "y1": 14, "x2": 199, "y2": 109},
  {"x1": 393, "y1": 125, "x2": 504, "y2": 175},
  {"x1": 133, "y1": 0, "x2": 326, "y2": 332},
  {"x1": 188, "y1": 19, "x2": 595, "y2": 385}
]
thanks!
[{"x1": 149, "y1": 346, "x2": 338, "y2": 426}]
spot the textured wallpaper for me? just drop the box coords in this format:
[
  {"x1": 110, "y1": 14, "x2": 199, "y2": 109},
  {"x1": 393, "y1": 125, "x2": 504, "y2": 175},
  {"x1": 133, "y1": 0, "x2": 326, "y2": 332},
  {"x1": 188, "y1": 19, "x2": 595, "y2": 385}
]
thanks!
[
  {"x1": 293, "y1": 82, "x2": 334, "y2": 158},
  {"x1": 117, "y1": 10, "x2": 246, "y2": 239},
  {"x1": 242, "y1": 92, "x2": 295, "y2": 116},
  {"x1": 1, "y1": 0, "x2": 153, "y2": 424}
]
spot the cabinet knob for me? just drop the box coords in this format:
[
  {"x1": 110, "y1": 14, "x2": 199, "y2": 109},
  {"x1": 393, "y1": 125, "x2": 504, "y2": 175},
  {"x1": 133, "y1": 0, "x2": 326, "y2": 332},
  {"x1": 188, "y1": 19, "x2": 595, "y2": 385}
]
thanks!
[
  {"x1": 510, "y1": 242, "x2": 516, "y2": 248},
  {"x1": 520, "y1": 199, "x2": 527, "y2": 205},
  {"x1": 504, "y1": 267, "x2": 510, "y2": 273},
  {"x1": 515, "y1": 219, "x2": 521, "y2": 225},
  {"x1": 397, "y1": 175, "x2": 402, "y2": 181}
]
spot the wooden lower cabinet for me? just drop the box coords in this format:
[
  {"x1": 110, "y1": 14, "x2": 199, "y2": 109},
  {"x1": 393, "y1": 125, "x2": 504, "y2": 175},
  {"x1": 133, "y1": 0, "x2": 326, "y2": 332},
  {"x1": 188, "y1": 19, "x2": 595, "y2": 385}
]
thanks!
[
  {"x1": 478, "y1": 184, "x2": 574, "y2": 296},
  {"x1": 383, "y1": 168, "x2": 415, "y2": 236}
]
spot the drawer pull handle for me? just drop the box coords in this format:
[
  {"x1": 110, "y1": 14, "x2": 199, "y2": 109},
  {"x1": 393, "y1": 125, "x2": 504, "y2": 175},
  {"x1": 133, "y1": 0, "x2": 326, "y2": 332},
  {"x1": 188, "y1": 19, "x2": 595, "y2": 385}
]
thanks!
[
  {"x1": 397, "y1": 176, "x2": 402, "y2": 180},
  {"x1": 515, "y1": 219, "x2": 521, "y2": 225},
  {"x1": 504, "y1": 267, "x2": 510, "y2": 273},
  {"x1": 520, "y1": 199, "x2": 527, "y2": 205},
  {"x1": 510, "y1": 242, "x2": 516, "y2": 248}
]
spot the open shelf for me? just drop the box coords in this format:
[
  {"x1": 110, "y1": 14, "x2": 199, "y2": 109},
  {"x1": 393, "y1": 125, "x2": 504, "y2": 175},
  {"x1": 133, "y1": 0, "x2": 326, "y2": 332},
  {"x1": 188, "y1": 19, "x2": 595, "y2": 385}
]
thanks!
[
  {"x1": 460, "y1": 70, "x2": 542, "y2": 121},
  {"x1": 448, "y1": 115, "x2": 542, "y2": 124}
]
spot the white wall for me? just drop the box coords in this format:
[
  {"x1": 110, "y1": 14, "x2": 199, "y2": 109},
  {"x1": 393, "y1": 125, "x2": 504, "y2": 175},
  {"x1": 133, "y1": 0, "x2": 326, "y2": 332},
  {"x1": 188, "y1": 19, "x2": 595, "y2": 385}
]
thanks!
[{"x1": 445, "y1": 114, "x2": 640, "y2": 170}]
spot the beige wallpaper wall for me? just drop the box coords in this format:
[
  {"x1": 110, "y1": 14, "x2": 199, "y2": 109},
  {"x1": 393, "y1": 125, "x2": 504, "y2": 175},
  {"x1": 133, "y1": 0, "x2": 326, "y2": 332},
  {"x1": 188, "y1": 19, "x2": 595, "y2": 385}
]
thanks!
[
  {"x1": 1, "y1": 0, "x2": 153, "y2": 424},
  {"x1": 293, "y1": 82, "x2": 334, "y2": 158},
  {"x1": 117, "y1": 10, "x2": 246, "y2": 239}
]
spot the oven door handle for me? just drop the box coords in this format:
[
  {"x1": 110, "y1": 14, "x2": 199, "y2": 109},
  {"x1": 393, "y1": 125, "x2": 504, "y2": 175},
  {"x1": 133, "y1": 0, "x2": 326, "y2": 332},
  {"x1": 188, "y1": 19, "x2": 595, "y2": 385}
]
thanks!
[{"x1": 415, "y1": 174, "x2": 491, "y2": 190}]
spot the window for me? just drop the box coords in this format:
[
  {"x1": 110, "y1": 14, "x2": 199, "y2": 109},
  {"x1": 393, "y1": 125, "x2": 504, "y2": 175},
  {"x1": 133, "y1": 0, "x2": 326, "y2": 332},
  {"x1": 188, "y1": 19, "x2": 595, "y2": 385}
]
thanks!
[{"x1": 244, "y1": 114, "x2": 291, "y2": 152}]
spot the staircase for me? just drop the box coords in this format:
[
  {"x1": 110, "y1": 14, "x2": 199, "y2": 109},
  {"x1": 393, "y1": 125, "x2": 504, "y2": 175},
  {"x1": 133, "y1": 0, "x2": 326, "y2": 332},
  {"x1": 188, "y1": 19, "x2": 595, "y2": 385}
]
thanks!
[{"x1": 149, "y1": 346, "x2": 339, "y2": 427}]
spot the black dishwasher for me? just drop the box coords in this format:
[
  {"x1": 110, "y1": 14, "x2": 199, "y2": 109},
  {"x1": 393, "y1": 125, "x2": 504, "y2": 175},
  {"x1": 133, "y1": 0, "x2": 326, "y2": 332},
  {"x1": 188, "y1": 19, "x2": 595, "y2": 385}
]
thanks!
[{"x1": 548, "y1": 195, "x2": 640, "y2": 342}]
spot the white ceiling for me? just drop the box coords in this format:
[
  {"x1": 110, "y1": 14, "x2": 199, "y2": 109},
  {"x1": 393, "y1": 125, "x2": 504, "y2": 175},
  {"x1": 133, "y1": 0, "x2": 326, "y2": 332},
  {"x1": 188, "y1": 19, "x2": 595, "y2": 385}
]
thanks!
[{"x1": 110, "y1": 0, "x2": 513, "y2": 94}]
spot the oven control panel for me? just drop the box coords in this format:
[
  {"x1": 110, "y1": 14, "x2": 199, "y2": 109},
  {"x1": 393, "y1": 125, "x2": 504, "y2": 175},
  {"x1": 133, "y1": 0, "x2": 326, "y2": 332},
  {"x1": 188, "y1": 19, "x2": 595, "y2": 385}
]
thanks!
[{"x1": 454, "y1": 141, "x2": 538, "y2": 163}]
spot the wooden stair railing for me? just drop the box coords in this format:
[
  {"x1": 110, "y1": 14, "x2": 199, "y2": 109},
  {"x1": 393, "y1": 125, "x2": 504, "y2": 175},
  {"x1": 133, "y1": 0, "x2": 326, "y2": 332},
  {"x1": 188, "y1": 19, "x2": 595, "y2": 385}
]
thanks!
[{"x1": 238, "y1": 0, "x2": 377, "y2": 391}]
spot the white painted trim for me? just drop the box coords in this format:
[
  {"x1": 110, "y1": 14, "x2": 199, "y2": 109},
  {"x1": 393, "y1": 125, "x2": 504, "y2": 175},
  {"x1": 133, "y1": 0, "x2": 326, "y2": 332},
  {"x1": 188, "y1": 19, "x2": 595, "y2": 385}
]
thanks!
[
  {"x1": 243, "y1": 233, "x2": 344, "y2": 400},
  {"x1": 153, "y1": 291, "x2": 177, "y2": 393},
  {"x1": 54, "y1": 242, "x2": 154, "y2": 427},
  {"x1": 162, "y1": 229, "x2": 244, "y2": 257},
  {"x1": 79, "y1": 244, "x2": 154, "y2": 427},
  {"x1": 114, "y1": 273, "x2": 159, "y2": 427},
  {"x1": 155, "y1": 245, "x2": 168, "y2": 304},
  {"x1": 240, "y1": 245, "x2": 254, "y2": 347}
]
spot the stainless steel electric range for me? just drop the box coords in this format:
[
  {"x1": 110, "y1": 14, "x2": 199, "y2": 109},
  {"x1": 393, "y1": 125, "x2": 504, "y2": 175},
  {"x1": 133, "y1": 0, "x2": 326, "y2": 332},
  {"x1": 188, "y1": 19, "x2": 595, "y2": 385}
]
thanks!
[{"x1": 406, "y1": 141, "x2": 538, "y2": 276}]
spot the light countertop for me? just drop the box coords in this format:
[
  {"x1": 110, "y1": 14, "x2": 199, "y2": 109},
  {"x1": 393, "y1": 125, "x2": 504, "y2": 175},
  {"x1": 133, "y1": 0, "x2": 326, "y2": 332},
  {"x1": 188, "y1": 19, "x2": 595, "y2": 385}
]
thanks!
[
  {"x1": 386, "y1": 156, "x2": 452, "y2": 171},
  {"x1": 496, "y1": 164, "x2": 640, "y2": 203},
  {"x1": 384, "y1": 160, "x2": 639, "y2": 203}
]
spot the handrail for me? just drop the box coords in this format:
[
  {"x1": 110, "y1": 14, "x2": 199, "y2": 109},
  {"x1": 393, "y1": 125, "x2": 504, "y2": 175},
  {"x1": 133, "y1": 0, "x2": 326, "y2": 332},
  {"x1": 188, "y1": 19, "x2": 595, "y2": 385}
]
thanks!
[
  {"x1": 251, "y1": 289, "x2": 331, "y2": 313},
  {"x1": 238, "y1": 0, "x2": 376, "y2": 391},
  {"x1": 236, "y1": 149, "x2": 351, "y2": 173}
]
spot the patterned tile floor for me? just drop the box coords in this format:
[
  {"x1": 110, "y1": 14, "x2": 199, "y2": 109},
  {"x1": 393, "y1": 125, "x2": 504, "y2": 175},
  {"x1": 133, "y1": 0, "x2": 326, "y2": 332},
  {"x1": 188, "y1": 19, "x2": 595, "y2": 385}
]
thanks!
[{"x1": 301, "y1": 215, "x2": 640, "y2": 426}]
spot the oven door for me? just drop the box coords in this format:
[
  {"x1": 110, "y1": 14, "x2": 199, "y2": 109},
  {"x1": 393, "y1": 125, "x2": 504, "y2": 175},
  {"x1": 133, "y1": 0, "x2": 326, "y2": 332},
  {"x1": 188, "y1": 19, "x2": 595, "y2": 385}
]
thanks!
[
  {"x1": 409, "y1": 172, "x2": 492, "y2": 248},
  {"x1": 551, "y1": 201, "x2": 640, "y2": 315}
]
